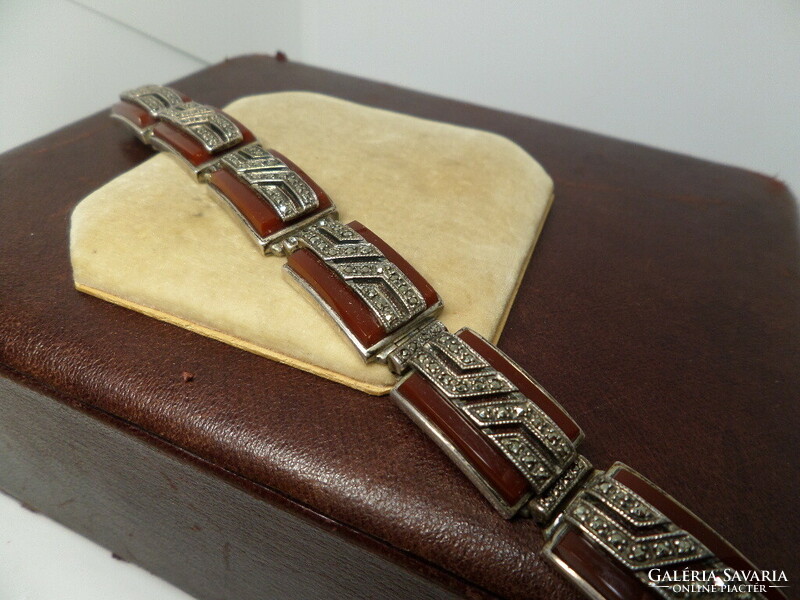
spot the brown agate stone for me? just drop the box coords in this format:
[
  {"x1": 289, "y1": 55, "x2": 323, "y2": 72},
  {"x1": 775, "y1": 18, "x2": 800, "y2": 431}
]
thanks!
[
  {"x1": 552, "y1": 528, "x2": 655, "y2": 600},
  {"x1": 395, "y1": 372, "x2": 532, "y2": 507},
  {"x1": 208, "y1": 169, "x2": 284, "y2": 238},
  {"x1": 392, "y1": 329, "x2": 582, "y2": 509},
  {"x1": 612, "y1": 466, "x2": 785, "y2": 599},
  {"x1": 288, "y1": 248, "x2": 387, "y2": 349}
]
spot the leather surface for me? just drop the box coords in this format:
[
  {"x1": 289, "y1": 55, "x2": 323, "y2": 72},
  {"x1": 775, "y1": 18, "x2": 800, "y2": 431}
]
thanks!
[
  {"x1": 0, "y1": 367, "x2": 461, "y2": 600},
  {"x1": 1, "y1": 55, "x2": 798, "y2": 600}
]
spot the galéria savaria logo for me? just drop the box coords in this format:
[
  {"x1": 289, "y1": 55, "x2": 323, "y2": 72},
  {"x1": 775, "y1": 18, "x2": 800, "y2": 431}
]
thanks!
[{"x1": 647, "y1": 568, "x2": 789, "y2": 595}]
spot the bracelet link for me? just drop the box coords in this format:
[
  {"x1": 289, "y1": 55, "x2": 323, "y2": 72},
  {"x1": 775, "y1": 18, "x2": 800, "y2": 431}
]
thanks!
[
  {"x1": 390, "y1": 327, "x2": 588, "y2": 520},
  {"x1": 157, "y1": 101, "x2": 244, "y2": 154},
  {"x1": 111, "y1": 84, "x2": 189, "y2": 142},
  {"x1": 284, "y1": 219, "x2": 443, "y2": 360},
  {"x1": 149, "y1": 103, "x2": 256, "y2": 178},
  {"x1": 113, "y1": 85, "x2": 257, "y2": 178},
  {"x1": 219, "y1": 142, "x2": 320, "y2": 221},
  {"x1": 543, "y1": 463, "x2": 772, "y2": 600},
  {"x1": 121, "y1": 84, "x2": 186, "y2": 116}
]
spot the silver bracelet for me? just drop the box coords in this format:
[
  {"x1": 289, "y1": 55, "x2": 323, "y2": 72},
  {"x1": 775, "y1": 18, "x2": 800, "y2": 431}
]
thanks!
[{"x1": 108, "y1": 84, "x2": 781, "y2": 600}]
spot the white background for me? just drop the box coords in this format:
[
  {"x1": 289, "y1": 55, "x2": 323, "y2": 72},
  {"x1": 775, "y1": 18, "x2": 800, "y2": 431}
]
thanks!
[{"x1": 1, "y1": 2, "x2": 798, "y2": 599}]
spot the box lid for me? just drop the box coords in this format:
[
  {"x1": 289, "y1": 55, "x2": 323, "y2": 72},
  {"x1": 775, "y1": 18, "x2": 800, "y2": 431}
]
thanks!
[{"x1": 1, "y1": 55, "x2": 797, "y2": 599}]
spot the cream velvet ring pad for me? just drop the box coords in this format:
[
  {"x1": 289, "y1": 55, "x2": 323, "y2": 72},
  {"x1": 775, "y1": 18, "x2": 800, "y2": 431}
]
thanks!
[{"x1": 70, "y1": 92, "x2": 554, "y2": 394}]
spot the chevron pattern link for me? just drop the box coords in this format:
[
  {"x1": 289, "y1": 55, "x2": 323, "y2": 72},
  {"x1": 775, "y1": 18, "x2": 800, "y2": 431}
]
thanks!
[
  {"x1": 563, "y1": 475, "x2": 765, "y2": 600},
  {"x1": 221, "y1": 142, "x2": 319, "y2": 221},
  {"x1": 566, "y1": 475, "x2": 712, "y2": 570},
  {"x1": 410, "y1": 331, "x2": 577, "y2": 494},
  {"x1": 157, "y1": 101, "x2": 243, "y2": 153},
  {"x1": 121, "y1": 84, "x2": 184, "y2": 115},
  {"x1": 297, "y1": 220, "x2": 426, "y2": 332}
]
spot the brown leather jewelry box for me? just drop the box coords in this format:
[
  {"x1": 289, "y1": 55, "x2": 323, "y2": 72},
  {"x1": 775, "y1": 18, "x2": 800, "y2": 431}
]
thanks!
[{"x1": 1, "y1": 55, "x2": 798, "y2": 600}]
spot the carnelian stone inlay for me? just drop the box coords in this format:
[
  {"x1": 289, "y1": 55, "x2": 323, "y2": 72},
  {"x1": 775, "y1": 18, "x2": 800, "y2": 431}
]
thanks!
[
  {"x1": 611, "y1": 467, "x2": 783, "y2": 599},
  {"x1": 287, "y1": 248, "x2": 387, "y2": 349},
  {"x1": 208, "y1": 169, "x2": 285, "y2": 238},
  {"x1": 397, "y1": 372, "x2": 532, "y2": 507},
  {"x1": 152, "y1": 122, "x2": 214, "y2": 166},
  {"x1": 287, "y1": 221, "x2": 438, "y2": 350}
]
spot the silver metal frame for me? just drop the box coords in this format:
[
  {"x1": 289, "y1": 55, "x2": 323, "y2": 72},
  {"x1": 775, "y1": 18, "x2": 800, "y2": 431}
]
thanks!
[
  {"x1": 541, "y1": 508, "x2": 609, "y2": 600},
  {"x1": 120, "y1": 84, "x2": 185, "y2": 115},
  {"x1": 157, "y1": 101, "x2": 244, "y2": 154},
  {"x1": 220, "y1": 142, "x2": 320, "y2": 222}
]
